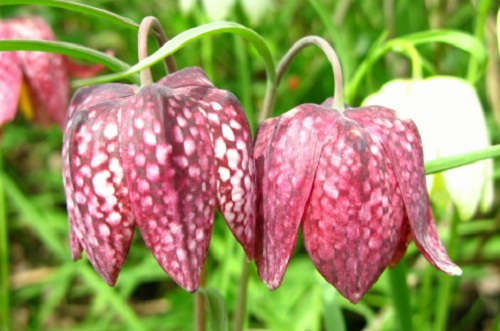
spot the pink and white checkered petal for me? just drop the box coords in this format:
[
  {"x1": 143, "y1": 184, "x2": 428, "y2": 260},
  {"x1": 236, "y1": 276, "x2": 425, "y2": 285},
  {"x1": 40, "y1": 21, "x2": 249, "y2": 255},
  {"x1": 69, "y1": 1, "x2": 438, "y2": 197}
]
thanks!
[
  {"x1": 64, "y1": 85, "x2": 131, "y2": 260},
  {"x1": 7, "y1": 17, "x2": 56, "y2": 41},
  {"x1": 253, "y1": 117, "x2": 278, "y2": 267},
  {"x1": 158, "y1": 67, "x2": 215, "y2": 90},
  {"x1": 67, "y1": 83, "x2": 137, "y2": 120},
  {"x1": 19, "y1": 49, "x2": 69, "y2": 127},
  {"x1": 190, "y1": 88, "x2": 256, "y2": 259},
  {"x1": 62, "y1": 117, "x2": 83, "y2": 260},
  {"x1": 256, "y1": 105, "x2": 338, "y2": 289},
  {"x1": 64, "y1": 57, "x2": 108, "y2": 79},
  {"x1": 345, "y1": 106, "x2": 462, "y2": 276},
  {"x1": 0, "y1": 50, "x2": 22, "y2": 126},
  {"x1": 6, "y1": 16, "x2": 67, "y2": 128},
  {"x1": 388, "y1": 213, "x2": 412, "y2": 266},
  {"x1": 122, "y1": 85, "x2": 216, "y2": 292},
  {"x1": 254, "y1": 117, "x2": 278, "y2": 162},
  {"x1": 303, "y1": 116, "x2": 406, "y2": 303},
  {"x1": 63, "y1": 85, "x2": 137, "y2": 286}
]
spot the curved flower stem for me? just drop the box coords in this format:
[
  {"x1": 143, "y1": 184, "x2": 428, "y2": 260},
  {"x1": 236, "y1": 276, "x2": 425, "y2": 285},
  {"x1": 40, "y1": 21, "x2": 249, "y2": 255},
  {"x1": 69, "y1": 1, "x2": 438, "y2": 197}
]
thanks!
[
  {"x1": 262, "y1": 36, "x2": 345, "y2": 119},
  {"x1": 138, "y1": 16, "x2": 176, "y2": 87},
  {"x1": 260, "y1": 84, "x2": 278, "y2": 122}
]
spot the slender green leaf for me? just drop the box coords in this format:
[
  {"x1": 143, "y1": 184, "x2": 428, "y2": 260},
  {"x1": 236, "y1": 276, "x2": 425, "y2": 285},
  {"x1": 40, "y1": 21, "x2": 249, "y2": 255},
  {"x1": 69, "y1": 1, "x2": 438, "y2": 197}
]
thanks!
[
  {"x1": 199, "y1": 287, "x2": 228, "y2": 331},
  {"x1": 79, "y1": 263, "x2": 146, "y2": 331},
  {"x1": 1, "y1": 172, "x2": 67, "y2": 260},
  {"x1": 0, "y1": 40, "x2": 138, "y2": 84},
  {"x1": 74, "y1": 21, "x2": 276, "y2": 89},
  {"x1": 0, "y1": 0, "x2": 139, "y2": 30},
  {"x1": 424, "y1": 144, "x2": 500, "y2": 175},
  {"x1": 346, "y1": 29, "x2": 486, "y2": 102},
  {"x1": 400, "y1": 30, "x2": 487, "y2": 65},
  {"x1": 37, "y1": 265, "x2": 74, "y2": 326}
]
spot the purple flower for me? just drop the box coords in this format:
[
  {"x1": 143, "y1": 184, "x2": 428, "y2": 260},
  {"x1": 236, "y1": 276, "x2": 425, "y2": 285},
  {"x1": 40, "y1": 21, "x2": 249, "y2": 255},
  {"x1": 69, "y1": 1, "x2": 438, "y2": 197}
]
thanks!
[
  {"x1": 63, "y1": 67, "x2": 256, "y2": 291},
  {"x1": 254, "y1": 98, "x2": 461, "y2": 303}
]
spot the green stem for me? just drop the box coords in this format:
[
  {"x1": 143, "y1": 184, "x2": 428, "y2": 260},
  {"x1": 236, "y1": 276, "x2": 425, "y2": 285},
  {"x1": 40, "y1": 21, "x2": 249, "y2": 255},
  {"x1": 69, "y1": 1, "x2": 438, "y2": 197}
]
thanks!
[
  {"x1": 261, "y1": 84, "x2": 278, "y2": 122},
  {"x1": 0, "y1": 40, "x2": 137, "y2": 85},
  {"x1": 0, "y1": 0, "x2": 139, "y2": 30},
  {"x1": 195, "y1": 267, "x2": 207, "y2": 331},
  {"x1": 416, "y1": 265, "x2": 434, "y2": 329},
  {"x1": 232, "y1": 261, "x2": 250, "y2": 331},
  {"x1": 388, "y1": 262, "x2": 413, "y2": 331},
  {"x1": 433, "y1": 210, "x2": 460, "y2": 331},
  {"x1": 265, "y1": 35, "x2": 344, "y2": 120},
  {"x1": 0, "y1": 150, "x2": 10, "y2": 331},
  {"x1": 466, "y1": 0, "x2": 493, "y2": 83}
]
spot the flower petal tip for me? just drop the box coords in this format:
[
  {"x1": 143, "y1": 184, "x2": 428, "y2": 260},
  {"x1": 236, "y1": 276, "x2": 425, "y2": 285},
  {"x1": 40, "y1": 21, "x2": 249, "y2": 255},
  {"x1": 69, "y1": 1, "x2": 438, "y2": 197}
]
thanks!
[
  {"x1": 259, "y1": 269, "x2": 283, "y2": 290},
  {"x1": 345, "y1": 292, "x2": 363, "y2": 304},
  {"x1": 265, "y1": 280, "x2": 280, "y2": 291},
  {"x1": 446, "y1": 264, "x2": 462, "y2": 276},
  {"x1": 183, "y1": 284, "x2": 199, "y2": 293}
]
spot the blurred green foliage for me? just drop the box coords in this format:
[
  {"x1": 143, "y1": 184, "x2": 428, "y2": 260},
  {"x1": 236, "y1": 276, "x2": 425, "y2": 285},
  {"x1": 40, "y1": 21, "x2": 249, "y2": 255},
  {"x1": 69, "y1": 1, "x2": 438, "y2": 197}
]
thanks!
[{"x1": 1, "y1": 0, "x2": 499, "y2": 330}]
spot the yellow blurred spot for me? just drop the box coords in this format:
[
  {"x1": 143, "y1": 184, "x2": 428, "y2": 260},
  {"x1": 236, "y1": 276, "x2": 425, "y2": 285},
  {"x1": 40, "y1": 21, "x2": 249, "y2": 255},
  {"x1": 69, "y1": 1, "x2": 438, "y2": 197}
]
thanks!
[{"x1": 18, "y1": 80, "x2": 34, "y2": 120}]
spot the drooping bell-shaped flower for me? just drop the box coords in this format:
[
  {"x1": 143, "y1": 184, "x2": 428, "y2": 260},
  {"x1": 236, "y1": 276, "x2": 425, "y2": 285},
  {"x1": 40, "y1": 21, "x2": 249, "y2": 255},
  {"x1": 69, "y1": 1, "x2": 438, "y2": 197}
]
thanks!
[
  {"x1": 254, "y1": 99, "x2": 462, "y2": 303},
  {"x1": 363, "y1": 77, "x2": 494, "y2": 220},
  {"x1": 63, "y1": 67, "x2": 256, "y2": 291},
  {"x1": 0, "y1": 16, "x2": 106, "y2": 128}
]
